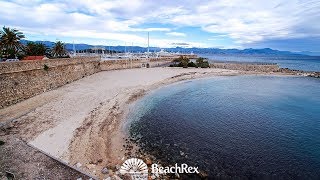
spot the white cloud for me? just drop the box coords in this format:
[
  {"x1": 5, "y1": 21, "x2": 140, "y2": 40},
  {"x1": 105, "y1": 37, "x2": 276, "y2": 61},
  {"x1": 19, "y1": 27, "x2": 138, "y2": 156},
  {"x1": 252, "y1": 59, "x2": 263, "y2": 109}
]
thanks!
[
  {"x1": 128, "y1": 28, "x2": 171, "y2": 32},
  {"x1": 166, "y1": 32, "x2": 186, "y2": 37},
  {"x1": 0, "y1": 0, "x2": 319, "y2": 48},
  {"x1": 168, "y1": 0, "x2": 320, "y2": 44}
]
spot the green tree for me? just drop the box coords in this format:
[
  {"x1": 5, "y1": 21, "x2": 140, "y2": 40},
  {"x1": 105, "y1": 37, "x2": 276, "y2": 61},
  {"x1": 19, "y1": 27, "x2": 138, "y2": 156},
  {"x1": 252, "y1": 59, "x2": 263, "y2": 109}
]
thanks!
[
  {"x1": 172, "y1": 57, "x2": 181, "y2": 64},
  {"x1": 180, "y1": 58, "x2": 190, "y2": 68},
  {"x1": 25, "y1": 42, "x2": 48, "y2": 56},
  {"x1": 52, "y1": 41, "x2": 66, "y2": 58},
  {"x1": 196, "y1": 57, "x2": 204, "y2": 65},
  {"x1": 171, "y1": 55, "x2": 190, "y2": 68},
  {"x1": 188, "y1": 61, "x2": 197, "y2": 67},
  {"x1": 0, "y1": 26, "x2": 25, "y2": 58},
  {"x1": 196, "y1": 57, "x2": 210, "y2": 68}
]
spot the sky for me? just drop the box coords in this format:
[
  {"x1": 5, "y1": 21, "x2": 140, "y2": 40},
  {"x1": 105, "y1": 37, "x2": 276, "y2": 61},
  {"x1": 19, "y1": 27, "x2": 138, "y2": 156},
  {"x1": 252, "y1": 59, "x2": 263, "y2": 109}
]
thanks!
[{"x1": 0, "y1": 0, "x2": 319, "y2": 52}]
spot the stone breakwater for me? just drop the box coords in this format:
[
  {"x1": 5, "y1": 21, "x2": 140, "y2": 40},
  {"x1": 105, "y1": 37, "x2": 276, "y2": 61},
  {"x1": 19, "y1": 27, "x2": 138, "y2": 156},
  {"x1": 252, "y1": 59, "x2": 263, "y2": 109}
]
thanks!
[
  {"x1": 210, "y1": 62, "x2": 320, "y2": 78},
  {"x1": 210, "y1": 62, "x2": 280, "y2": 72},
  {"x1": 277, "y1": 68, "x2": 320, "y2": 78},
  {"x1": 0, "y1": 56, "x2": 192, "y2": 109}
]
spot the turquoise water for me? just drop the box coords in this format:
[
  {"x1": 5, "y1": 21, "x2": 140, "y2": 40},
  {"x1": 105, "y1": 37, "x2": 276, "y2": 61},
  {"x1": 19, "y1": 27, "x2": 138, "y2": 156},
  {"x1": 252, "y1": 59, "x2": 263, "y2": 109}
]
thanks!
[
  {"x1": 129, "y1": 76, "x2": 320, "y2": 179},
  {"x1": 199, "y1": 54, "x2": 320, "y2": 72}
]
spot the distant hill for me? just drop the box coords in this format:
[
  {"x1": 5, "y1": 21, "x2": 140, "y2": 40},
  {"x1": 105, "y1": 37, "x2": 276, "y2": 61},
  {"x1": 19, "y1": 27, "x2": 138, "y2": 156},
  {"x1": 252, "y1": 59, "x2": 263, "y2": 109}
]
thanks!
[
  {"x1": 297, "y1": 51, "x2": 320, "y2": 56},
  {"x1": 164, "y1": 47, "x2": 302, "y2": 56},
  {"x1": 20, "y1": 40, "x2": 312, "y2": 56}
]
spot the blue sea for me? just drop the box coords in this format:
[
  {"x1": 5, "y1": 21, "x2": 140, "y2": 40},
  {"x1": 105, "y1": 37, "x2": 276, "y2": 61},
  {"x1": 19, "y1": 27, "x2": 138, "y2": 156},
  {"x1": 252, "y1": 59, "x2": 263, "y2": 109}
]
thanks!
[
  {"x1": 128, "y1": 76, "x2": 320, "y2": 179},
  {"x1": 199, "y1": 54, "x2": 320, "y2": 72}
]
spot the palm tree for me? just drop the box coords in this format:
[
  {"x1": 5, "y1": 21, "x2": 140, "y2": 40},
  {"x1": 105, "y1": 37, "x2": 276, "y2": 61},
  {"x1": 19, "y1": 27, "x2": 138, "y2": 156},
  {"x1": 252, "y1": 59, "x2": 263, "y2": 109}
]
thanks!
[
  {"x1": 25, "y1": 42, "x2": 48, "y2": 56},
  {"x1": 52, "y1": 41, "x2": 66, "y2": 58},
  {"x1": 0, "y1": 26, "x2": 25, "y2": 58}
]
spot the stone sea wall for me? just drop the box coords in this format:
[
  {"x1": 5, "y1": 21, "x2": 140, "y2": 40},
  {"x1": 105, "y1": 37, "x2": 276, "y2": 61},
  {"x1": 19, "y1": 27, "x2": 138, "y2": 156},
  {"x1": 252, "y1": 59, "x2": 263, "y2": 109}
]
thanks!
[
  {"x1": 99, "y1": 57, "x2": 174, "y2": 70},
  {"x1": 210, "y1": 62, "x2": 280, "y2": 72},
  {"x1": 0, "y1": 58, "x2": 101, "y2": 108},
  {"x1": 0, "y1": 56, "x2": 175, "y2": 108},
  {"x1": 0, "y1": 57, "x2": 100, "y2": 74}
]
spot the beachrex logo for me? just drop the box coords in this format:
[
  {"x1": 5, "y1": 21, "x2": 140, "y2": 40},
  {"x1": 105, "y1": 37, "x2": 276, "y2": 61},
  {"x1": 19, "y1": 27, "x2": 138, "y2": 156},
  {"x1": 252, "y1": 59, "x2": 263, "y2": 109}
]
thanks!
[
  {"x1": 151, "y1": 163, "x2": 199, "y2": 174},
  {"x1": 119, "y1": 158, "x2": 148, "y2": 179},
  {"x1": 120, "y1": 158, "x2": 199, "y2": 179}
]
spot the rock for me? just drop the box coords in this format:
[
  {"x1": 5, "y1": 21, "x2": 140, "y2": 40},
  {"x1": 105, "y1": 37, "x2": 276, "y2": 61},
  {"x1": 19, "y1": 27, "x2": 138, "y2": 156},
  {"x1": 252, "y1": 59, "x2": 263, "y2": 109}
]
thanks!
[
  {"x1": 12, "y1": 119, "x2": 19, "y2": 123},
  {"x1": 97, "y1": 159, "x2": 103, "y2": 163},
  {"x1": 0, "y1": 140, "x2": 5, "y2": 146},
  {"x1": 108, "y1": 169, "x2": 114, "y2": 175},
  {"x1": 199, "y1": 171, "x2": 208, "y2": 179},
  {"x1": 76, "y1": 178, "x2": 82, "y2": 180},
  {"x1": 116, "y1": 165, "x2": 120, "y2": 170},
  {"x1": 146, "y1": 158, "x2": 152, "y2": 165},
  {"x1": 180, "y1": 151, "x2": 185, "y2": 156},
  {"x1": 113, "y1": 175, "x2": 121, "y2": 180},
  {"x1": 5, "y1": 171, "x2": 15, "y2": 179},
  {"x1": 89, "y1": 159, "x2": 97, "y2": 164},
  {"x1": 3, "y1": 123, "x2": 14, "y2": 130},
  {"x1": 75, "y1": 162, "x2": 82, "y2": 168},
  {"x1": 101, "y1": 167, "x2": 109, "y2": 174},
  {"x1": 175, "y1": 172, "x2": 180, "y2": 178},
  {"x1": 86, "y1": 164, "x2": 96, "y2": 169}
]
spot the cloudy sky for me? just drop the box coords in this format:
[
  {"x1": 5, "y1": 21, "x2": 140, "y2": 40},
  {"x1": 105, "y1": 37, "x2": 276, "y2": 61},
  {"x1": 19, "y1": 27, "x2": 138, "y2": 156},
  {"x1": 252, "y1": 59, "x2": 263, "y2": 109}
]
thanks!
[{"x1": 1, "y1": 0, "x2": 319, "y2": 52}]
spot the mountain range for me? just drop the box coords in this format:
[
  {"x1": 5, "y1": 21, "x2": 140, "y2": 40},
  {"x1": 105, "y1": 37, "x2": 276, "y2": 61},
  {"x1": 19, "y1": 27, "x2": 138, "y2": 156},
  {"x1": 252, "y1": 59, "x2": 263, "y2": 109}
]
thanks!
[{"x1": 21, "y1": 40, "x2": 318, "y2": 56}]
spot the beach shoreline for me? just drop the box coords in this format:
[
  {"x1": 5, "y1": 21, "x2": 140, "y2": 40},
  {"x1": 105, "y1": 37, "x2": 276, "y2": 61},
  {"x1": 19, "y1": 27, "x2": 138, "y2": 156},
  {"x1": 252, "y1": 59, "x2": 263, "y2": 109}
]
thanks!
[
  {"x1": 0, "y1": 67, "x2": 297, "y2": 179},
  {"x1": 64, "y1": 67, "x2": 246, "y2": 179}
]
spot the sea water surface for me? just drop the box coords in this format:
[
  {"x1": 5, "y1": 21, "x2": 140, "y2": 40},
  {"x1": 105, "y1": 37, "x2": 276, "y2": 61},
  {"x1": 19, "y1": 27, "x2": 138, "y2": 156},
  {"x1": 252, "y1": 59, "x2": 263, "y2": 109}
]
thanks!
[
  {"x1": 199, "y1": 54, "x2": 320, "y2": 72},
  {"x1": 128, "y1": 76, "x2": 320, "y2": 179}
]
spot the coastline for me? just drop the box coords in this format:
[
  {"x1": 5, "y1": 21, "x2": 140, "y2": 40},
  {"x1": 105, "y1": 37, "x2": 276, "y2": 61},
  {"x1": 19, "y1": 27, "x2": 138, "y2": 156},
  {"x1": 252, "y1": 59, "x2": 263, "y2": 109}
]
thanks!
[
  {"x1": 0, "y1": 67, "x2": 297, "y2": 179},
  {"x1": 125, "y1": 74, "x2": 320, "y2": 179},
  {"x1": 65, "y1": 67, "x2": 245, "y2": 179}
]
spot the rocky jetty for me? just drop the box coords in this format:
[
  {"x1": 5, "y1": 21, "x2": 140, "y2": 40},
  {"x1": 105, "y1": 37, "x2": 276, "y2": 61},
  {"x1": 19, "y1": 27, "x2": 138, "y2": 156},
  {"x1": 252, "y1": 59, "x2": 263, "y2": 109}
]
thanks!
[
  {"x1": 209, "y1": 61, "x2": 319, "y2": 78},
  {"x1": 277, "y1": 68, "x2": 320, "y2": 78}
]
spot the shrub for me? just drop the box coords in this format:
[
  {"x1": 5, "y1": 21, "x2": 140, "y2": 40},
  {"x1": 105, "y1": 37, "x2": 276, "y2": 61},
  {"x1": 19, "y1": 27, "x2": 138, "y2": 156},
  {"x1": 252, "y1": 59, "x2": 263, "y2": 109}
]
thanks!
[
  {"x1": 43, "y1": 64, "x2": 49, "y2": 71},
  {"x1": 200, "y1": 61, "x2": 210, "y2": 68},
  {"x1": 170, "y1": 55, "x2": 190, "y2": 68},
  {"x1": 196, "y1": 57, "x2": 210, "y2": 68},
  {"x1": 188, "y1": 61, "x2": 197, "y2": 67}
]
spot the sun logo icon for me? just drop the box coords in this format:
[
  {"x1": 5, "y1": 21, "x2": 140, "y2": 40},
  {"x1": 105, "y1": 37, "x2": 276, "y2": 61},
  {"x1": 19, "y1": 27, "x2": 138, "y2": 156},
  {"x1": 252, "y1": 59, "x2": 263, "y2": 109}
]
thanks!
[
  {"x1": 119, "y1": 158, "x2": 148, "y2": 179},
  {"x1": 119, "y1": 158, "x2": 148, "y2": 177}
]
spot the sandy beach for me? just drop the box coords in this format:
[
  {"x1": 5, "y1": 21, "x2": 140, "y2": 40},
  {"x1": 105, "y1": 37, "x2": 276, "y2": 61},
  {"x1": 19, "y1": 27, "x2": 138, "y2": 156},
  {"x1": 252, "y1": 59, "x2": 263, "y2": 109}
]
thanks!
[{"x1": 0, "y1": 67, "x2": 276, "y2": 178}]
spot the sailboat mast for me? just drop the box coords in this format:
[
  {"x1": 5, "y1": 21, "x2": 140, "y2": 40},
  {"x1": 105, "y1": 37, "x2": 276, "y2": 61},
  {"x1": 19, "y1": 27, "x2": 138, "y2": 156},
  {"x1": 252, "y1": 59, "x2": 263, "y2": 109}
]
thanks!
[
  {"x1": 73, "y1": 41, "x2": 76, "y2": 56},
  {"x1": 147, "y1": 32, "x2": 149, "y2": 57}
]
